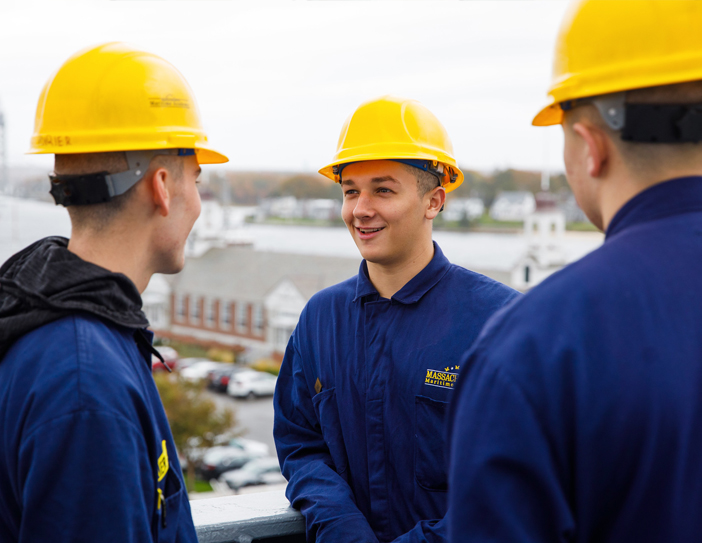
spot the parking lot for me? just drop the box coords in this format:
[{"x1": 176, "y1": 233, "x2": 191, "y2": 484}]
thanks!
[{"x1": 204, "y1": 389, "x2": 276, "y2": 455}]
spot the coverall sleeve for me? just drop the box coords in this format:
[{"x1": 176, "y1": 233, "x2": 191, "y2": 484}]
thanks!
[
  {"x1": 390, "y1": 517, "x2": 447, "y2": 543},
  {"x1": 446, "y1": 345, "x2": 575, "y2": 543},
  {"x1": 274, "y1": 337, "x2": 379, "y2": 543},
  {"x1": 18, "y1": 409, "x2": 156, "y2": 542}
]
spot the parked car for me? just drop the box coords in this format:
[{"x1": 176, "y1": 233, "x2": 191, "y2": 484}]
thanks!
[
  {"x1": 227, "y1": 371, "x2": 277, "y2": 399},
  {"x1": 220, "y1": 457, "x2": 286, "y2": 492},
  {"x1": 180, "y1": 361, "x2": 223, "y2": 383},
  {"x1": 206, "y1": 366, "x2": 249, "y2": 393},
  {"x1": 187, "y1": 436, "x2": 269, "y2": 465},
  {"x1": 151, "y1": 346, "x2": 179, "y2": 372},
  {"x1": 196, "y1": 442, "x2": 268, "y2": 480},
  {"x1": 177, "y1": 357, "x2": 210, "y2": 371}
]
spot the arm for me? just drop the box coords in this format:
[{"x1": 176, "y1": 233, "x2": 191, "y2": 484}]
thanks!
[
  {"x1": 446, "y1": 348, "x2": 575, "y2": 542},
  {"x1": 18, "y1": 410, "x2": 156, "y2": 542},
  {"x1": 274, "y1": 337, "x2": 378, "y2": 543}
]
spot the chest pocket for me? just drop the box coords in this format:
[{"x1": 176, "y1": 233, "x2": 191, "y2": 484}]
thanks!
[
  {"x1": 312, "y1": 387, "x2": 349, "y2": 476},
  {"x1": 414, "y1": 395, "x2": 448, "y2": 492},
  {"x1": 153, "y1": 446, "x2": 185, "y2": 542}
]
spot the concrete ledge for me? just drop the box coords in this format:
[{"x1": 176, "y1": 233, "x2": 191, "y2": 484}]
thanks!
[{"x1": 191, "y1": 490, "x2": 304, "y2": 543}]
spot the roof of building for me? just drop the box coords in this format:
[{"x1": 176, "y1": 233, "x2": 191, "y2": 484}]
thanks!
[{"x1": 173, "y1": 246, "x2": 361, "y2": 302}]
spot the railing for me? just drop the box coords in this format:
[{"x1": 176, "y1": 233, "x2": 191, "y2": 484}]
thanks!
[{"x1": 191, "y1": 490, "x2": 305, "y2": 543}]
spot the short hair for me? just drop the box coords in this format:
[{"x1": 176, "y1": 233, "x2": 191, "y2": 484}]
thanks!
[
  {"x1": 55, "y1": 152, "x2": 184, "y2": 231},
  {"x1": 400, "y1": 163, "x2": 442, "y2": 195},
  {"x1": 565, "y1": 80, "x2": 702, "y2": 176}
]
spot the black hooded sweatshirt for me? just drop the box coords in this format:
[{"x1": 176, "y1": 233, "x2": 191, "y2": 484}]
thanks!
[{"x1": 0, "y1": 236, "x2": 150, "y2": 361}]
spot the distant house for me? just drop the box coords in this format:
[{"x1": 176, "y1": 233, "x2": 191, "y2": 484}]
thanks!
[
  {"x1": 157, "y1": 246, "x2": 360, "y2": 358},
  {"x1": 443, "y1": 197, "x2": 485, "y2": 222},
  {"x1": 490, "y1": 191, "x2": 536, "y2": 222},
  {"x1": 257, "y1": 197, "x2": 341, "y2": 221}
]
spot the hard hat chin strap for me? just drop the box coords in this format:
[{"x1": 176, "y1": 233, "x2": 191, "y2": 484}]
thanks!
[
  {"x1": 561, "y1": 92, "x2": 702, "y2": 143},
  {"x1": 49, "y1": 148, "x2": 195, "y2": 206}
]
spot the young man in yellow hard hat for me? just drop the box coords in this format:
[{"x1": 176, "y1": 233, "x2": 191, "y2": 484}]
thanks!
[
  {"x1": 274, "y1": 95, "x2": 519, "y2": 542},
  {"x1": 447, "y1": 1, "x2": 702, "y2": 541},
  {"x1": 0, "y1": 43, "x2": 227, "y2": 542}
]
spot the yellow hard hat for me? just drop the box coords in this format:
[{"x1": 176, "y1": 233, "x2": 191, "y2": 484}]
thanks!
[
  {"x1": 533, "y1": 0, "x2": 702, "y2": 127},
  {"x1": 319, "y1": 95, "x2": 464, "y2": 192},
  {"x1": 29, "y1": 42, "x2": 228, "y2": 164}
]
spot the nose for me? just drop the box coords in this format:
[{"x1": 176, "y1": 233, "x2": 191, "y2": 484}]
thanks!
[{"x1": 353, "y1": 192, "x2": 374, "y2": 220}]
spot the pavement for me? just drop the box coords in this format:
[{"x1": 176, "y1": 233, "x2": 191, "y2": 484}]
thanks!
[{"x1": 203, "y1": 389, "x2": 276, "y2": 458}]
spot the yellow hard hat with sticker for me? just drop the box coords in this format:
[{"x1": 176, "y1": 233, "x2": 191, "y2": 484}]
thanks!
[
  {"x1": 319, "y1": 95, "x2": 463, "y2": 192},
  {"x1": 29, "y1": 42, "x2": 228, "y2": 164}
]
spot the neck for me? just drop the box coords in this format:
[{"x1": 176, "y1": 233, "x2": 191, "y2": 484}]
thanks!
[
  {"x1": 366, "y1": 240, "x2": 434, "y2": 299},
  {"x1": 599, "y1": 167, "x2": 702, "y2": 231},
  {"x1": 68, "y1": 225, "x2": 153, "y2": 293}
]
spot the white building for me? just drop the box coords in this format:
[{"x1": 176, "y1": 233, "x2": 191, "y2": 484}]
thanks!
[
  {"x1": 257, "y1": 197, "x2": 341, "y2": 222},
  {"x1": 511, "y1": 193, "x2": 569, "y2": 290},
  {"x1": 490, "y1": 191, "x2": 536, "y2": 222},
  {"x1": 443, "y1": 197, "x2": 485, "y2": 222}
]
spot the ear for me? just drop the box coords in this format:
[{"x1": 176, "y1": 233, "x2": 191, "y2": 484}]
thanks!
[
  {"x1": 149, "y1": 167, "x2": 171, "y2": 217},
  {"x1": 572, "y1": 121, "x2": 610, "y2": 178},
  {"x1": 425, "y1": 186, "x2": 446, "y2": 220}
]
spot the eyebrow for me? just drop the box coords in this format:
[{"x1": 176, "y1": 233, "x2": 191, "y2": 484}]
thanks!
[{"x1": 340, "y1": 175, "x2": 399, "y2": 186}]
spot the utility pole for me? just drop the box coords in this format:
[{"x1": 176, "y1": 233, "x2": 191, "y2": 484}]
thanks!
[
  {"x1": 541, "y1": 128, "x2": 550, "y2": 192},
  {"x1": 0, "y1": 103, "x2": 7, "y2": 194}
]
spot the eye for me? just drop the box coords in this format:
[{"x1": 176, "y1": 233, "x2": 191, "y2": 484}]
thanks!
[
  {"x1": 377, "y1": 187, "x2": 392, "y2": 194},
  {"x1": 343, "y1": 189, "x2": 358, "y2": 197}
]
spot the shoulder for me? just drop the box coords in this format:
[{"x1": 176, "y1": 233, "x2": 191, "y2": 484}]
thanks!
[
  {"x1": 442, "y1": 263, "x2": 521, "y2": 307},
  {"x1": 1, "y1": 315, "x2": 147, "y2": 434},
  {"x1": 302, "y1": 274, "x2": 357, "y2": 314},
  {"x1": 466, "y1": 244, "x2": 617, "y2": 375}
]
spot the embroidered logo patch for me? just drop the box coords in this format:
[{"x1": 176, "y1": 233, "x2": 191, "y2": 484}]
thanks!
[{"x1": 424, "y1": 365, "x2": 459, "y2": 390}]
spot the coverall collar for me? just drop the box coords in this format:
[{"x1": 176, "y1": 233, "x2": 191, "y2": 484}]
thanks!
[
  {"x1": 606, "y1": 176, "x2": 702, "y2": 240},
  {"x1": 353, "y1": 241, "x2": 451, "y2": 304}
]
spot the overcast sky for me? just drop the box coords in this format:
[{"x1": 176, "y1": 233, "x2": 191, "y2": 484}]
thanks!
[{"x1": 0, "y1": 0, "x2": 570, "y2": 175}]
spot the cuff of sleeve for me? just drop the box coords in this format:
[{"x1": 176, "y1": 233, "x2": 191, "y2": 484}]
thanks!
[{"x1": 317, "y1": 515, "x2": 378, "y2": 543}]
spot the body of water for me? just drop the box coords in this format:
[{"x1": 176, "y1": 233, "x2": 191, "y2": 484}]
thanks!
[{"x1": 0, "y1": 197, "x2": 604, "y2": 274}]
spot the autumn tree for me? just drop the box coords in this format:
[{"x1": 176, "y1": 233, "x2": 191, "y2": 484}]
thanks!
[{"x1": 154, "y1": 373, "x2": 238, "y2": 492}]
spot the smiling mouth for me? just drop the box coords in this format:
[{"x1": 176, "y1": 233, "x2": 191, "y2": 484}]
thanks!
[{"x1": 357, "y1": 227, "x2": 385, "y2": 234}]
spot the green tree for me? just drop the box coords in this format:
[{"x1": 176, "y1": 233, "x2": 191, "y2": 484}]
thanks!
[{"x1": 153, "y1": 373, "x2": 238, "y2": 492}]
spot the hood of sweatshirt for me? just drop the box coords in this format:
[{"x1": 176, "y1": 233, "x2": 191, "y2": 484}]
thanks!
[{"x1": 0, "y1": 236, "x2": 149, "y2": 360}]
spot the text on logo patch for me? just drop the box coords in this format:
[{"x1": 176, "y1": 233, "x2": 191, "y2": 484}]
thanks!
[{"x1": 424, "y1": 365, "x2": 459, "y2": 389}]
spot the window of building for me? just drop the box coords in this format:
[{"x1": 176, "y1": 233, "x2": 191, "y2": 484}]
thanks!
[
  {"x1": 221, "y1": 301, "x2": 232, "y2": 330},
  {"x1": 205, "y1": 298, "x2": 216, "y2": 328},
  {"x1": 176, "y1": 294, "x2": 186, "y2": 321},
  {"x1": 190, "y1": 296, "x2": 201, "y2": 324},
  {"x1": 253, "y1": 304, "x2": 264, "y2": 335},
  {"x1": 236, "y1": 302, "x2": 248, "y2": 333},
  {"x1": 274, "y1": 326, "x2": 295, "y2": 352}
]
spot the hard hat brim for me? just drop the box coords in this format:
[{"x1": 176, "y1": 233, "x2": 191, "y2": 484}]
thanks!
[
  {"x1": 319, "y1": 157, "x2": 464, "y2": 194},
  {"x1": 532, "y1": 102, "x2": 563, "y2": 127},
  {"x1": 195, "y1": 146, "x2": 229, "y2": 165}
]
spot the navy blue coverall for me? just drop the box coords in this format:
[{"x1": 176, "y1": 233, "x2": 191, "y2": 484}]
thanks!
[
  {"x1": 274, "y1": 243, "x2": 518, "y2": 543},
  {"x1": 0, "y1": 238, "x2": 196, "y2": 543},
  {"x1": 448, "y1": 177, "x2": 702, "y2": 542}
]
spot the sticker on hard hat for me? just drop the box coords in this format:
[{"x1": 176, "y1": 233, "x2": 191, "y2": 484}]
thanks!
[
  {"x1": 149, "y1": 94, "x2": 190, "y2": 109},
  {"x1": 32, "y1": 135, "x2": 72, "y2": 148}
]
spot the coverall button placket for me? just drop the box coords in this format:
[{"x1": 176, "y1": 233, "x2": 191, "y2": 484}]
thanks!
[{"x1": 365, "y1": 299, "x2": 392, "y2": 538}]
